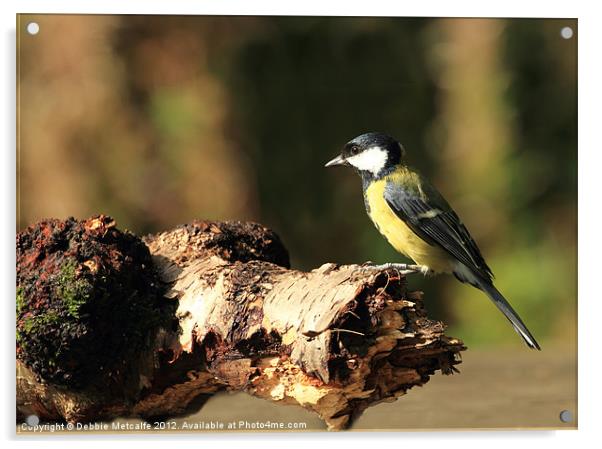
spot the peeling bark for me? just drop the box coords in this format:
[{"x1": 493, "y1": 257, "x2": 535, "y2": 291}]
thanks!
[{"x1": 17, "y1": 218, "x2": 465, "y2": 430}]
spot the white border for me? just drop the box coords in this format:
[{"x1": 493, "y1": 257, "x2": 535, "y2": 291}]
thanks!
[
  {"x1": 2, "y1": 1, "x2": 599, "y2": 448},
  {"x1": 2, "y1": 0, "x2": 584, "y2": 17}
]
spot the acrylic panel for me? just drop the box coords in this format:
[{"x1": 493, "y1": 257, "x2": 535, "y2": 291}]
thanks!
[{"x1": 16, "y1": 14, "x2": 577, "y2": 433}]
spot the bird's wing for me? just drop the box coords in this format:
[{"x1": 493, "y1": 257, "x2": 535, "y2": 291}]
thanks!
[{"x1": 383, "y1": 180, "x2": 493, "y2": 281}]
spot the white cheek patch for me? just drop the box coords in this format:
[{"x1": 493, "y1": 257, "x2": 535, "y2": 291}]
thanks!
[{"x1": 346, "y1": 146, "x2": 388, "y2": 175}]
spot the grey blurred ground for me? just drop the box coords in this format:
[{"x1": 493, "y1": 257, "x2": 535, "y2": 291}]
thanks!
[
  {"x1": 182, "y1": 346, "x2": 577, "y2": 431},
  {"x1": 18, "y1": 346, "x2": 575, "y2": 434}
]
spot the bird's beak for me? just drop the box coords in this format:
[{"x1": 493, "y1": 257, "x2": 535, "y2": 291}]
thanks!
[{"x1": 324, "y1": 155, "x2": 348, "y2": 168}]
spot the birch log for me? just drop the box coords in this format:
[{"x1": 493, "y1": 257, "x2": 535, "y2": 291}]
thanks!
[{"x1": 16, "y1": 216, "x2": 465, "y2": 430}]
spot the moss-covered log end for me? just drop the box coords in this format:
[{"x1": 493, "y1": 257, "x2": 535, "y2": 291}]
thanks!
[{"x1": 16, "y1": 215, "x2": 174, "y2": 391}]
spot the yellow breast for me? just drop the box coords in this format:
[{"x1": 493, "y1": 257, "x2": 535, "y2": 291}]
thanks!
[{"x1": 364, "y1": 177, "x2": 454, "y2": 274}]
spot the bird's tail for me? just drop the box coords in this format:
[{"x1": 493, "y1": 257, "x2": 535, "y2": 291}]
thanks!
[
  {"x1": 453, "y1": 264, "x2": 541, "y2": 350},
  {"x1": 476, "y1": 279, "x2": 541, "y2": 350}
]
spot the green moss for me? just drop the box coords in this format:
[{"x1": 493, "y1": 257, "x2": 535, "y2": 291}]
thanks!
[
  {"x1": 16, "y1": 287, "x2": 24, "y2": 315},
  {"x1": 17, "y1": 216, "x2": 173, "y2": 389},
  {"x1": 18, "y1": 311, "x2": 63, "y2": 370},
  {"x1": 57, "y1": 260, "x2": 93, "y2": 318},
  {"x1": 21, "y1": 311, "x2": 61, "y2": 334}
]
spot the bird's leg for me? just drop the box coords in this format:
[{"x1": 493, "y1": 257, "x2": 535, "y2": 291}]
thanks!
[{"x1": 361, "y1": 262, "x2": 431, "y2": 276}]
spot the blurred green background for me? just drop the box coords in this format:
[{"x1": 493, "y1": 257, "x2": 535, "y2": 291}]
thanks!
[{"x1": 17, "y1": 15, "x2": 576, "y2": 350}]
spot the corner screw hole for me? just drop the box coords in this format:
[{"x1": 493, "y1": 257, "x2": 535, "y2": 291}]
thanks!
[
  {"x1": 25, "y1": 414, "x2": 40, "y2": 427},
  {"x1": 560, "y1": 26, "x2": 573, "y2": 39},
  {"x1": 559, "y1": 409, "x2": 573, "y2": 423},
  {"x1": 27, "y1": 22, "x2": 40, "y2": 35}
]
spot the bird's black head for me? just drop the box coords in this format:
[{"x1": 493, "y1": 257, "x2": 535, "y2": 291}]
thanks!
[{"x1": 325, "y1": 132, "x2": 405, "y2": 180}]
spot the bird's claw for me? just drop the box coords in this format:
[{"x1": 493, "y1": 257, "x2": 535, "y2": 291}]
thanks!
[{"x1": 360, "y1": 262, "x2": 431, "y2": 276}]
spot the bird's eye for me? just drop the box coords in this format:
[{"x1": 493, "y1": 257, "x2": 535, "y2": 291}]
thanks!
[{"x1": 350, "y1": 145, "x2": 360, "y2": 155}]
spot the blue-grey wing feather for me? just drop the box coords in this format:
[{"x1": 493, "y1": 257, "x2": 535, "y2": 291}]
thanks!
[{"x1": 383, "y1": 181, "x2": 493, "y2": 281}]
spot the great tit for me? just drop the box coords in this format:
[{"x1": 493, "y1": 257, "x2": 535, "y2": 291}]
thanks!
[{"x1": 325, "y1": 132, "x2": 540, "y2": 350}]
